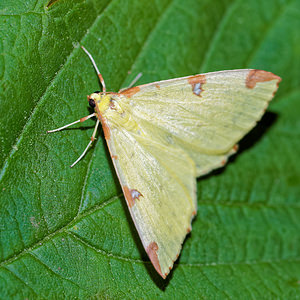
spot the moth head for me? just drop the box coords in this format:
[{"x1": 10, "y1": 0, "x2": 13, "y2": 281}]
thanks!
[
  {"x1": 88, "y1": 91, "x2": 112, "y2": 114},
  {"x1": 88, "y1": 91, "x2": 101, "y2": 109}
]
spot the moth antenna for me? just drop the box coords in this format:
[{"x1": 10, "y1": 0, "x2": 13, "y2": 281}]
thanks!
[
  {"x1": 119, "y1": 72, "x2": 143, "y2": 92},
  {"x1": 47, "y1": 113, "x2": 96, "y2": 133},
  {"x1": 128, "y1": 72, "x2": 143, "y2": 88},
  {"x1": 70, "y1": 119, "x2": 100, "y2": 168},
  {"x1": 81, "y1": 45, "x2": 106, "y2": 93}
]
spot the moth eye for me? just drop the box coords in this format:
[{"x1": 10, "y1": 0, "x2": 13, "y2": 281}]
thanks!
[
  {"x1": 89, "y1": 99, "x2": 96, "y2": 108},
  {"x1": 93, "y1": 91, "x2": 100, "y2": 93}
]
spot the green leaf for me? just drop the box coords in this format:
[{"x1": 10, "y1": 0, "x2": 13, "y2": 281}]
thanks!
[{"x1": 1, "y1": 0, "x2": 300, "y2": 298}]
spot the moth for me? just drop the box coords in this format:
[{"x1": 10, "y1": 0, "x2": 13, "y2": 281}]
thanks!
[{"x1": 48, "y1": 46, "x2": 281, "y2": 278}]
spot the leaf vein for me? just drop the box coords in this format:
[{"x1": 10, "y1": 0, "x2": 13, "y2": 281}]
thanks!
[
  {"x1": 3, "y1": 266, "x2": 39, "y2": 297},
  {"x1": 29, "y1": 252, "x2": 86, "y2": 291}
]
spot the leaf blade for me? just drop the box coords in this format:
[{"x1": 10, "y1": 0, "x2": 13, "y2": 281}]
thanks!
[{"x1": 0, "y1": 0, "x2": 299, "y2": 298}]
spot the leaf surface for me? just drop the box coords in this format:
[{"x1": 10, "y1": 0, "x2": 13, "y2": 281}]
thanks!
[{"x1": 0, "y1": 0, "x2": 299, "y2": 298}]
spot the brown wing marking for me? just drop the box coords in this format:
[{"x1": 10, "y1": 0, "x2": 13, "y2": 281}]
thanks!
[
  {"x1": 123, "y1": 186, "x2": 143, "y2": 208},
  {"x1": 146, "y1": 242, "x2": 164, "y2": 279},
  {"x1": 120, "y1": 86, "x2": 141, "y2": 98},
  {"x1": 187, "y1": 74, "x2": 206, "y2": 97},
  {"x1": 246, "y1": 70, "x2": 281, "y2": 89}
]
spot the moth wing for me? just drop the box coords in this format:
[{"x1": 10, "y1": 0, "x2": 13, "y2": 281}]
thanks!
[
  {"x1": 120, "y1": 69, "x2": 281, "y2": 176},
  {"x1": 104, "y1": 122, "x2": 197, "y2": 278}
]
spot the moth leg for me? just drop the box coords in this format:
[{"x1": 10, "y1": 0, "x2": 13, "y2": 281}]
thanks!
[
  {"x1": 81, "y1": 45, "x2": 106, "y2": 93},
  {"x1": 47, "y1": 113, "x2": 96, "y2": 133},
  {"x1": 119, "y1": 72, "x2": 142, "y2": 92},
  {"x1": 70, "y1": 119, "x2": 100, "y2": 168}
]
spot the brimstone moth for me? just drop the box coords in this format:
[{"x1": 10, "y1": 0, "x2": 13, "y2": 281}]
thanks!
[{"x1": 48, "y1": 46, "x2": 281, "y2": 279}]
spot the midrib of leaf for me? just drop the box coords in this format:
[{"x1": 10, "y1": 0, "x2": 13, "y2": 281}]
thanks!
[{"x1": 0, "y1": 0, "x2": 113, "y2": 181}]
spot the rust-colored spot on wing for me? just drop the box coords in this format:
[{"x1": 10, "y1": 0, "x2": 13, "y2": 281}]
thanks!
[
  {"x1": 188, "y1": 74, "x2": 206, "y2": 85},
  {"x1": 188, "y1": 74, "x2": 206, "y2": 96},
  {"x1": 111, "y1": 155, "x2": 118, "y2": 159},
  {"x1": 120, "y1": 86, "x2": 141, "y2": 98},
  {"x1": 187, "y1": 226, "x2": 192, "y2": 233},
  {"x1": 123, "y1": 186, "x2": 142, "y2": 208},
  {"x1": 192, "y1": 210, "x2": 197, "y2": 216},
  {"x1": 246, "y1": 70, "x2": 281, "y2": 89},
  {"x1": 146, "y1": 242, "x2": 165, "y2": 279},
  {"x1": 155, "y1": 84, "x2": 160, "y2": 89},
  {"x1": 123, "y1": 186, "x2": 134, "y2": 207}
]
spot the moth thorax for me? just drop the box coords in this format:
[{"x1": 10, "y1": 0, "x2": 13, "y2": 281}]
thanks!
[{"x1": 96, "y1": 94, "x2": 112, "y2": 113}]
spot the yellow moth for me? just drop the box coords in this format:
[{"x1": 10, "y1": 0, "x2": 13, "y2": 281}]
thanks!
[{"x1": 48, "y1": 46, "x2": 281, "y2": 279}]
